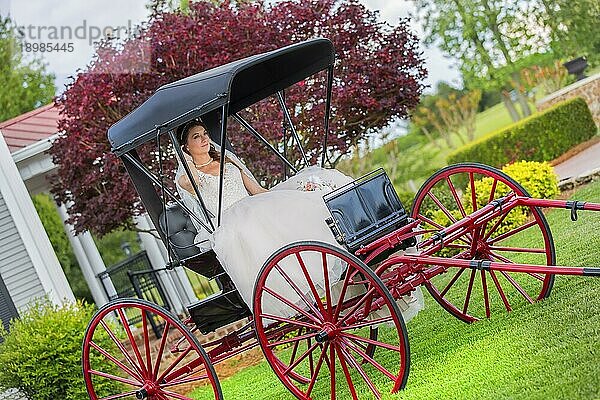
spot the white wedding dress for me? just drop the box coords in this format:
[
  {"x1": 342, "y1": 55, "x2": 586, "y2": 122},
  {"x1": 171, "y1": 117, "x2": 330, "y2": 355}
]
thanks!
[{"x1": 181, "y1": 162, "x2": 424, "y2": 321}]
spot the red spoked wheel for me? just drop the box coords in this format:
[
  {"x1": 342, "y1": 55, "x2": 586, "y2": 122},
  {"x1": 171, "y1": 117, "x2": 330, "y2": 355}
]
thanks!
[
  {"x1": 254, "y1": 241, "x2": 410, "y2": 400},
  {"x1": 82, "y1": 298, "x2": 222, "y2": 400},
  {"x1": 411, "y1": 163, "x2": 556, "y2": 323}
]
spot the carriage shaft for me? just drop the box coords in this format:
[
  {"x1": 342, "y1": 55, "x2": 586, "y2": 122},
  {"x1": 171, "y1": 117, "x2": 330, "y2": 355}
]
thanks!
[{"x1": 395, "y1": 255, "x2": 600, "y2": 278}]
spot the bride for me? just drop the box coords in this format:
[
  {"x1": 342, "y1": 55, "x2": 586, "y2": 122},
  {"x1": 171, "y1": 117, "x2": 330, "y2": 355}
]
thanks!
[{"x1": 176, "y1": 118, "x2": 423, "y2": 321}]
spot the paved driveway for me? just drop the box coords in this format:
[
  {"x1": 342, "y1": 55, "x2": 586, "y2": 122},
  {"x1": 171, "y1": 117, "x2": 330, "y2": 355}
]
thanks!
[{"x1": 554, "y1": 140, "x2": 600, "y2": 180}]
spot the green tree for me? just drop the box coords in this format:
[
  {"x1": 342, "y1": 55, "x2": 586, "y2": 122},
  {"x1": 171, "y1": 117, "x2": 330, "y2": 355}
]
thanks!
[
  {"x1": 535, "y1": 0, "x2": 600, "y2": 65},
  {"x1": 0, "y1": 15, "x2": 55, "y2": 122},
  {"x1": 415, "y1": 0, "x2": 545, "y2": 120}
]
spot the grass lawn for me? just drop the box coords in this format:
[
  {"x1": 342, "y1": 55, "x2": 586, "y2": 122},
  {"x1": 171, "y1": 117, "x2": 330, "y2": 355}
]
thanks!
[{"x1": 191, "y1": 179, "x2": 600, "y2": 400}]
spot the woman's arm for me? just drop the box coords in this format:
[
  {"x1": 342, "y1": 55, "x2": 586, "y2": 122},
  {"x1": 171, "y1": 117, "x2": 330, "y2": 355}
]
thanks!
[
  {"x1": 178, "y1": 161, "x2": 201, "y2": 194},
  {"x1": 240, "y1": 169, "x2": 268, "y2": 195}
]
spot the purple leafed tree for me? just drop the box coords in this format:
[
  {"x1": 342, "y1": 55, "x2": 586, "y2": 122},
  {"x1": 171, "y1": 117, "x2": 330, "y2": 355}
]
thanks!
[{"x1": 50, "y1": 0, "x2": 426, "y2": 236}]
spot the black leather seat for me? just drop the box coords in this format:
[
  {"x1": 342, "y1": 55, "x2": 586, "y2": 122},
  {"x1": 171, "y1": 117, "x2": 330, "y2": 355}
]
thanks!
[{"x1": 158, "y1": 203, "x2": 250, "y2": 332}]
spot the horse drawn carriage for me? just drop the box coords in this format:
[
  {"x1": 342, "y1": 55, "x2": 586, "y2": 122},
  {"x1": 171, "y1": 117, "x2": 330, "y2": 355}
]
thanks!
[{"x1": 82, "y1": 38, "x2": 600, "y2": 400}]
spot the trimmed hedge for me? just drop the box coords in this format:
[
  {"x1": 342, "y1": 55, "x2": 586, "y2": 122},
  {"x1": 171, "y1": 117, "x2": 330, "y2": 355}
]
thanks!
[{"x1": 448, "y1": 97, "x2": 597, "y2": 167}]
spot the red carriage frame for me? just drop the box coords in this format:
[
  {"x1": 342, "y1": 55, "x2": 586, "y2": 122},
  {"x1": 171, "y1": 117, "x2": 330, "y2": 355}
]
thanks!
[{"x1": 82, "y1": 39, "x2": 600, "y2": 400}]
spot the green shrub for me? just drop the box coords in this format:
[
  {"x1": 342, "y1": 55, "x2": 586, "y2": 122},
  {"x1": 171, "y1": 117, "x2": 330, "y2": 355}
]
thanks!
[
  {"x1": 420, "y1": 161, "x2": 558, "y2": 246},
  {"x1": 467, "y1": 161, "x2": 559, "y2": 237},
  {"x1": 448, "y1": 97, "x2": 597, "y2": 167},
  {"x1": 0, "y1": 300, "x2": 121, "y2": 400}
]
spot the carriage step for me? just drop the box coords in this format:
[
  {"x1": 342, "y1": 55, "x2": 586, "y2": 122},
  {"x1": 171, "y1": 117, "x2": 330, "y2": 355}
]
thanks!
[{"x1": 187, "y1": 289, "x2": 251, "y2": 334}]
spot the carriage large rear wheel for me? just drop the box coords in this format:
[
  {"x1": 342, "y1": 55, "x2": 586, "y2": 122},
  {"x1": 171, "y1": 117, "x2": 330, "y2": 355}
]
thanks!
[
  {"x1": 254, "y1": 241, "x2": 410, "y2": 400},
  {"x1": 411, "y1": 163, "x2": 556, "y2": 323},
  {"x1": 82, "y1": 298, "x2": 222, "y2": 400}
]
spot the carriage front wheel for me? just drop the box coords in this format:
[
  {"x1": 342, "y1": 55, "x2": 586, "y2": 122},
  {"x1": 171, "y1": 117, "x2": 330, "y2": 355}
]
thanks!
[
  {"x1": 82, "y1": 298, "x2": 223, "y2": 400},
  {"x1": 411, "y1": 163, "x2": 556, "y2": 323},
  {"x1": 254, "y1": 241, "x2": 410, "y2": 400}
]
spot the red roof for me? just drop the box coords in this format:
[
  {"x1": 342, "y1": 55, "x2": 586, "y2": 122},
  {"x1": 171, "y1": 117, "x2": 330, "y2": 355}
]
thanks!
[{"x1": 0, "y1": 104, "x2": 61, "y2": 153}]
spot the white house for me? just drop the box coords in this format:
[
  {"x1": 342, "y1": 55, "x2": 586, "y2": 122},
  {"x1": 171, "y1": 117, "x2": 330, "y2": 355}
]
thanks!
[{"x1": 0, "y1": 104, "x2": 198, "y2": 332}]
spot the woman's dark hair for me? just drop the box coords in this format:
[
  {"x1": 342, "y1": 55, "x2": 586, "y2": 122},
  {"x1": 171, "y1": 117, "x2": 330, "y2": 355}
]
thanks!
[{"x1": 179, "y1": 118, "x2": 223, "y2": 163}]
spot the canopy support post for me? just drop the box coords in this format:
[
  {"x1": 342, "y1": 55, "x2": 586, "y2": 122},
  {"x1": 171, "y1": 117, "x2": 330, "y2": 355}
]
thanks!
[
  {"x1": 281, "y1": 90, "x2": 288, "y2": 181},
  {"x1": 217, "y1": 104, "x2": 229, "y2": 227},
  {"x1": 232, "y1": 113, "x2": 298, "y2": 173},
  {"x1": 321, "y1": 65, "x2": 334, "y2": 167},
  {"x1": 169, "y1": 130, "x2": 215, "y2": 231},
  {"x1": 276, "y1": 91, "x2": 309, "y2": 167}
]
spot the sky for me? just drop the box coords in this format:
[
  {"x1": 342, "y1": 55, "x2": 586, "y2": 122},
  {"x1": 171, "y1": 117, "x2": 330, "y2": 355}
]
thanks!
[{"x1": 1, "y1": 0, "x2": 460, "y2": 95}]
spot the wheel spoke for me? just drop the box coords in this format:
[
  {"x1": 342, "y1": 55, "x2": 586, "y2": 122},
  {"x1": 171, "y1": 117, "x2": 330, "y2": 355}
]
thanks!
[
  {"x1": 499, "y1": 271, "x2": 534, "y2": 304},
  {"x1": 527, "y1": 272, "x2": 545, "y2": 281},
  {"x1": 117, "y1": 308, "x2": 149, "y2": 378},
  {"x1": 160, "y1": 389, "x2": 193, "y2": 400},
  {"x1": 283, "y1": 341, "x2": 320, "y2": 376},
  {"x1": 477, "y1": 179, "x2": 499, "y2": 239},
  {"x1": 141, "y1": 310, "x2": 152, "y2": 375},
  {"x1": 337, "y1": 287, "x2": 377, "y2": 327},
  {"x1": 306, "y1": 342, "x2": 329, "y2": 397},
  {"x1": 489, "y1": 245, "x2": 546, "y2": 254},
  {"x1": 446, "y1": 176, "x2": 467, "y2": 217},
  {"x1": 260, "y1": 313, "x2": 320, "y2": 330},
  {"x1": 416, "y1": 213, "x2": 445, "y2": 230},
  {"x1": 469, "y1": 172, "x2": 477, "y2": 212},
  {"x1": 427, "y1": 190, "x2": 457, "y2": 223},
  {"x1": 274, "y1": 264, "x2": 324, "y2": 320},
  {"x1": 440, "y1": 268, "x2": 465, "y2": 297},
  {"x1": 445, "y1": 243, "x2": 470, "y2": 250},
  {"x1": 481, "y1": 271, "x2": 491, "y2": 318},
  {"x1": 463, "y1": 269, "x2": 477, "y2": 314},
  {"x1": 308, "y1": 337, "x2": 315, "y2": 382},
  {"x1": 100, "y1": 320, "x2": 145, "y2": 380},
  {"x1": 332, "y1": 264, "x2": 355, "y2": 321},
  {"x1": 160, "y1": 371, "x2": 210, "y2": 388},
  {"x1": 488, "y1": 220, "x2": 538, "y2": 244},
  {"x1": 89, "y1": 369, "x2": 141, "y2": 387},
  {"x1": 288, "y1": 328, "x2": 302, "y2": 366},
  {"x1": 322, "y1": 252, "x2": 334, "y2": 315},
  {"x1": 339, "y1": 315, "x2": 393, "y2": 332},
  {"x1": 335, "y1": 343, "x2": 359, "y2": 400},
  {"x1": 482, "y1": 208, "x2": 510, "y2": 241},
  {"x1": 341, "y1": 332, "x2": 403, "y2": 353},
  {"x1": 330, "y1": 343, "x2": 336, "y2": 400},
  {"x1": 89, "y1": 340, "x2": 143, "y2": 383},
  {"x1": 340, "y1": 337, "x2": 396, "y2": 382},
  {"x1": 337, "y1": 342, "x2": 381, "y2": 400},
  {"x1": 157, "y1": 345, "x2": 192, "y2": 383},
  {"x1": 263, "y1": 286, "x2": 322, "y2": 325},
  {"x1": 99, "y1": 390, "x2": 138, "y2": 400},
  {"x1": 296, "y1": 252, "x2": 328, "y2": 317},
  {"x1": 152, "y1": 321, "x2": 171, "y2": 379},
  {"x1": 489, "y1": 270, "x2": 512, "y2": 312},
  {"x1": 488, "y1": 250, "x2": 513, "y2": 263}
]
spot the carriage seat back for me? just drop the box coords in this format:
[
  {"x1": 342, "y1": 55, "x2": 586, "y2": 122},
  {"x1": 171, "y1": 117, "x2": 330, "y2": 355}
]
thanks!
[
  {"x1": 158, "y1": 203, "x2": 223, "y2": 278},
  {"x1": 323, "y1": 169, "x2": 410, "y2": 253}
]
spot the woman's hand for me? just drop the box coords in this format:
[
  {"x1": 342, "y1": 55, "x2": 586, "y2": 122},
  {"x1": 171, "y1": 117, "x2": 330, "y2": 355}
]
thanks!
[{"x1": 240, "y1": 170, "x2": 268, "y2": 195}]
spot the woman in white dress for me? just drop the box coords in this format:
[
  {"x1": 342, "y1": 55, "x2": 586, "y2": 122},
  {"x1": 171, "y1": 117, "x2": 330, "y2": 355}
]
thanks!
[{"x1": 176, "y1": 118, "x2": 423, "y2": 321}]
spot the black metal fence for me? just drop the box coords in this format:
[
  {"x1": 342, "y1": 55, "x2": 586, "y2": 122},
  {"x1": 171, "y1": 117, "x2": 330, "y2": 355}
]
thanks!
[{"x1": 98, "y1": 251, "x2": 171, "y2": 337}]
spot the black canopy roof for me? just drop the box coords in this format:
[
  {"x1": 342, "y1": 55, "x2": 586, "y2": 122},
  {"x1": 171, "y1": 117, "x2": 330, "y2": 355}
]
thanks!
[{"x1": 108, "y1": 38, "x2": 335, "y2": 154}]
